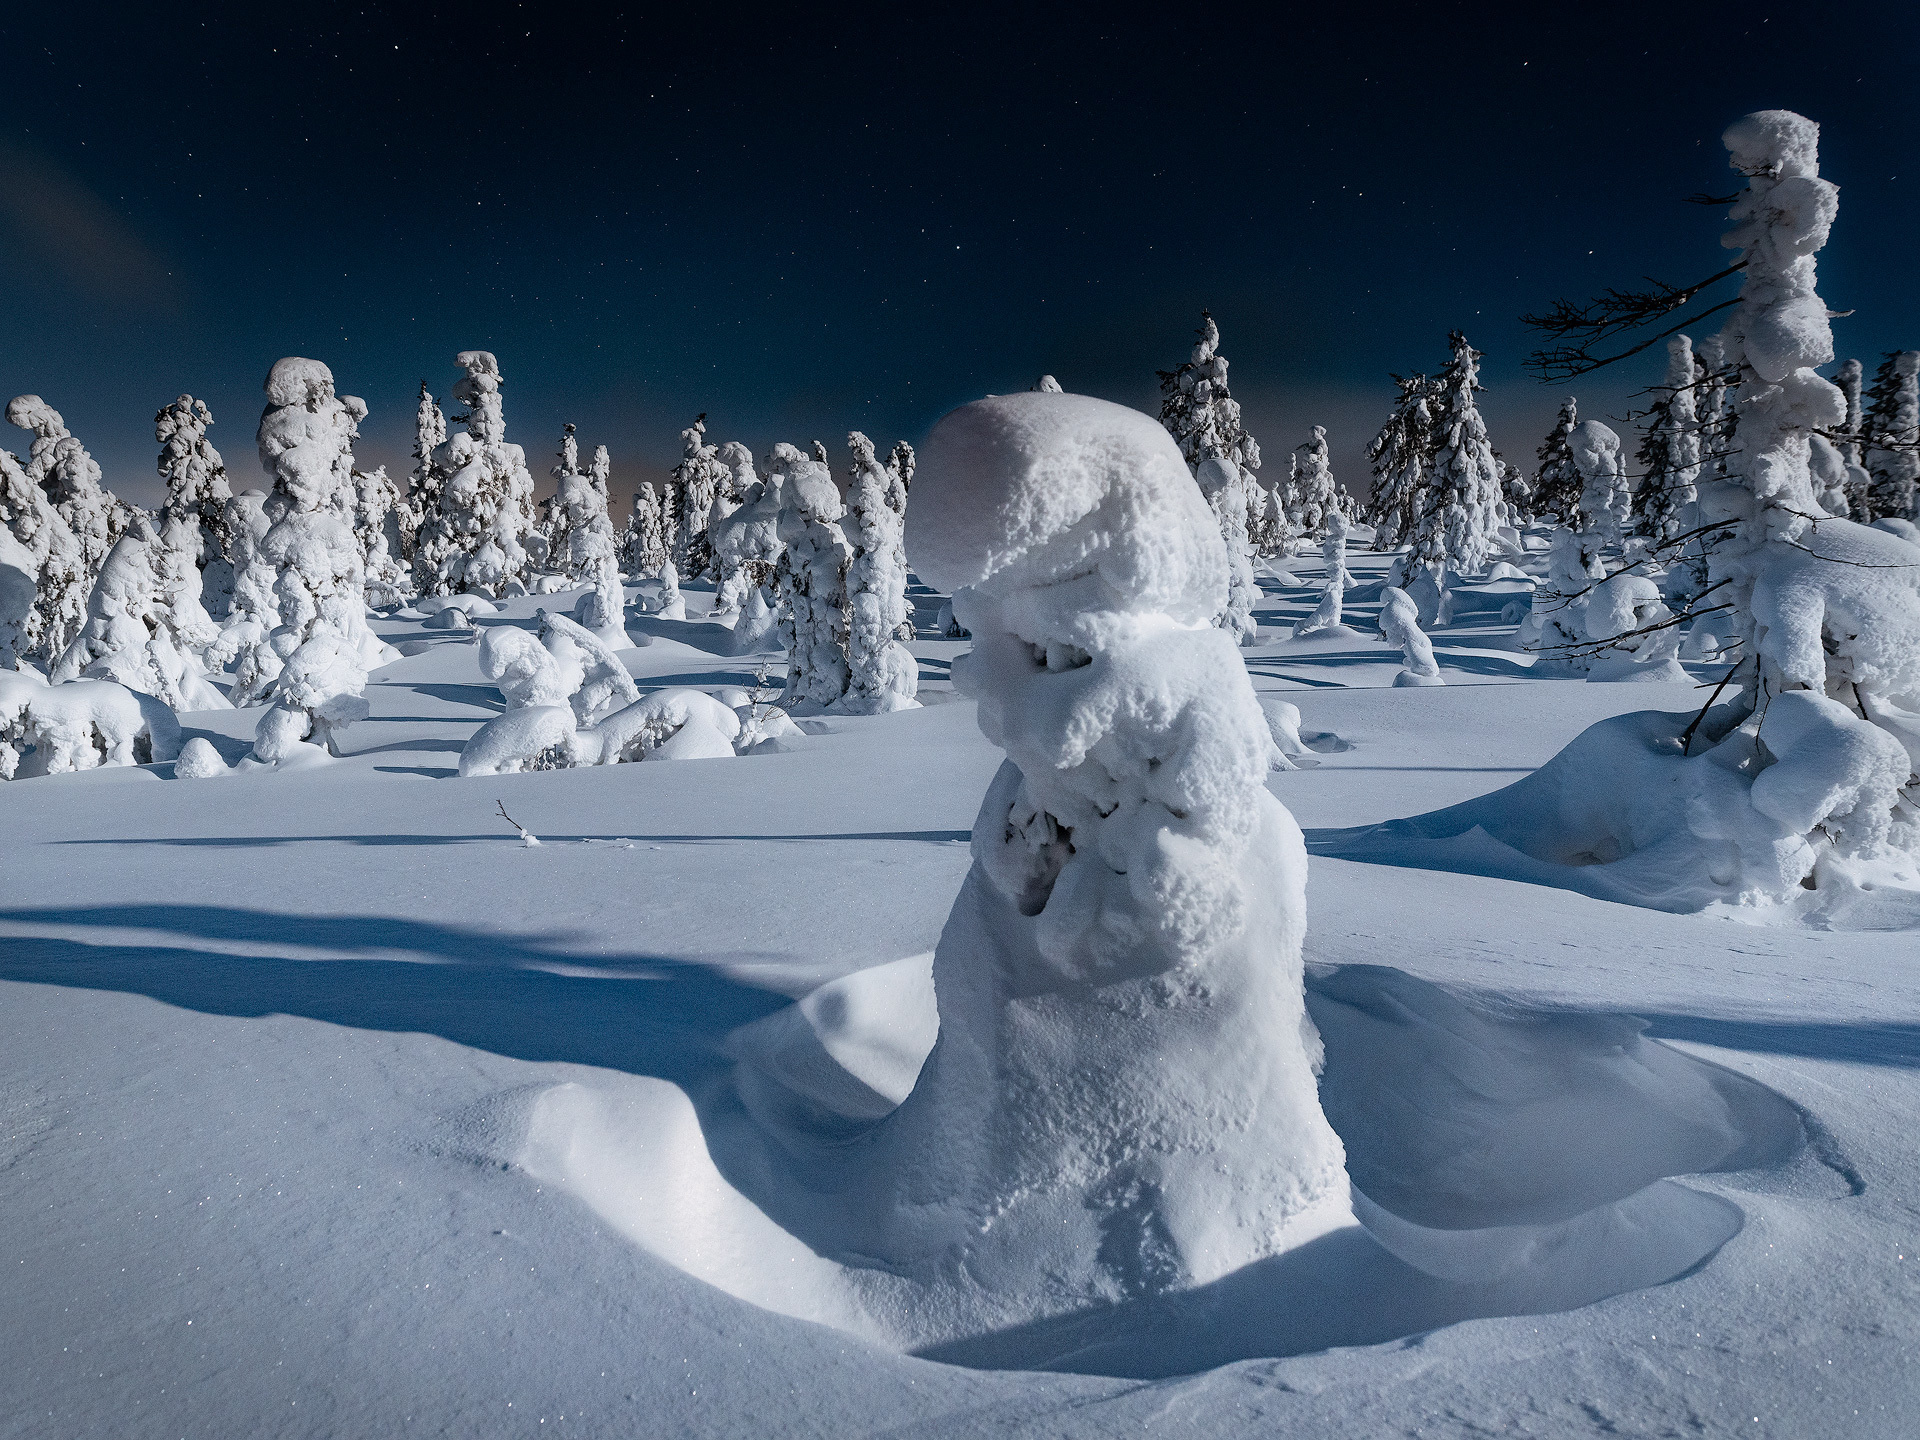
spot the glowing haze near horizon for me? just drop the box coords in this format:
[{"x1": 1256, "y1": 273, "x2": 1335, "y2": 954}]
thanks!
[{"x1": 1, "y1": 4, "x2": 1915, "y2": 509}]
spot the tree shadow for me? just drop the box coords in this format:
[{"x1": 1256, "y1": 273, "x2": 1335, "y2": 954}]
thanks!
[{"x1": 0, "y1": 903, "x2": 790, "y2": 1088}]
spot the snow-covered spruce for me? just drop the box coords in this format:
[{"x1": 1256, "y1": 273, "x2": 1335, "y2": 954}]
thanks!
[
  {"x1": 215, "y1": 358, "x2": 397, "y2": 757},
  {"x1": 1408, "y1": 332, "x2": 1502, "y2": 582},
  {"x1": 1289, "y1": 426, "x2": 1340, "y2": 539},
  {"x1": 400, "y1": 381, "x2": 447, "y2": 562},
  {"x1": 354, "y1": 465, "x2": 409, "y2": 609},
  {"x1": 1532, "y1": 397, "x2": 1583, "y2": 526},
  {"x1": 1861, "y1": 351, "x2": 1920, "y2": 520},
  {"x1": 8, "y1": 395, "x2": 131, "y2": 582},
  {"x1": 1636, "y1": 337, "x2": 1703, "y2": 545},
  {"x1": 1378, "y1": 585, "x2": 1443, "y2": 686},
  {"x1": 155, "y1": 394, "x2": 235, "y2": 617},
  {"x1": 1158, "y1": 311, "x2": 1267, "y2": 638},
  {"x1": 839, "y1": 432, "x2": 919, "y2": 713},
  {"x1": 851, "y1": 389, "x2": 1348, "y2": 1333},
  {"x1": 708, "y1": 456, "x2": 787, "y2": 652},
  {"x1": 0, "y1": 669, "x2": 180, "y2": 779},
  {"x1": 412, "y1": 353, "x2": 536, "y2": 597},
  {"x1": 1504, "y1": 111, "x2": 1920, "y2": 908},
  {"x1": 775, "y1": 450, "x2": 853, "y2": 712},
  {"x1": 1365, "y1": 373, "x2": 1431, "y2": 550},
  {"x1": 0, "y1": 526, "x2": 36, "y2": 671},
  {"x1": 0, "y1": 446, "x2": 87, "y2": 664},
  {"x1": 624, "y1": 483, "x2": 669, "y2": 580},
  {"x1": 886, "y1": 440, "x2": 915, "y2": 495},
  {"x1": 552, "y1": 458, "x2": 626, "y2": 646},
  {"x1": 51, "y1": 515, "x2": 228, "y2": 710},
  {"x1": 668, "y1": 416, "x2": 730, "y2": 580},
  {"x1": 707, "y1": 441, "x2": 759, "y2": 617}
]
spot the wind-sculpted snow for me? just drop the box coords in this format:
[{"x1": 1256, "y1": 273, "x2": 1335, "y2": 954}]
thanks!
[{"x1": 0, "y1": 669, "x2": 179, "y2": 779}]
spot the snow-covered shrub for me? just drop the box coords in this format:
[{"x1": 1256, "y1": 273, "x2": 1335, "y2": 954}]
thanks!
[
  {"x1": 1379, "y1": 585, "x2": 1443, "y2": 686},
  {"x1": 477, "y1": 609, "x2": 638, "y2": 729},
  {"x1": 1365, "y1": 374, "x2": 1430, "y2": 550},
  {"x1": 775, "y1": 454, "x2": 852, "y2": 712},
  {"x1": 52, "y1": 516, "x2": 228, "y2": 710},
  {"x1": 653, "y1": 558, "x2": 686, "y2": 620},
  {"x1": 0, "y1": 669, "x2": 180, "y2": 779},
  {"x1": 839, "y1": 433, "x2": 920, "y2": 713},
  {"x1": 868, "y1": 389, "x2": 1348, "y2": 1323},
  {"x1": 412, "y1": 352, "x2": 536, "y2": 597},
  {"x1": 172, "y1": 734, "x2": 228, "y2": 779},
  {"x1": 1861, "y1": 351, "x2": 1920, "y2": 520},
  {"x1": 0, "y1": 447, "x2": 86, "y2": 663},
  {"x1": 589, "y1": 687, "x2": 740, "y2": 763},
  {"x1": 155, "y1": 394, "x2": 234, "y2": 617},
  {"x1": 457, "y1": 705, "x2": 588, "y2": 777}
]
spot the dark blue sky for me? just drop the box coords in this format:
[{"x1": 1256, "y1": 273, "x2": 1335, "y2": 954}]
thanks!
[{"x1": 2, "y1": 3, "x2": 1915, "y2": 508}]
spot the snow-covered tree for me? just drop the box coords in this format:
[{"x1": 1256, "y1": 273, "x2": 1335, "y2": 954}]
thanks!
[
  {"x1": 1407, "y1": 332, "x2": 1503, "y2": 592},
  {"x1": 1289, "y1": 426, "x2": 1339, "y2": 538},
  {"x1": 775, "y1": 451, "x2": 852, "y2": 712},
  {"x1": 1568, "y1": 419, "x2": 1631, "y2": 545},
  {"x1": 1158, "y1": 312, "x2": 1268, "y2": 636},
  {"x1": 411, "y1": 352, "x2": 536, "y2": 597},
  {"x1": 553, "y1": 463, "x2": 625, "y2": 646},
  {"x1": 1861, "y1": 351, "x2": 1920, "y2": 520},
  {"x1": 1031, "y1": 374, "x2": 1063, "y2": 393},
  {"x1": 1294, "y1": 509, "x2": 1354, "y2": 637},
  {"x1": 400, "y1": 381, "x2": 446, "y2": 561},
  {"x1": 52, "y1": 515, "x2": 227, "y2": 710},
  {"x1": 880, "y1": 390, "x2": 1347, "y2": 1324},
  {"x1": 1365, "y1": 374, "x2": 1430, "y2": 550},
  {"x1": 0, "y1": 447, "x2": 86, "y2": 665},
  {"x1": 155, "y1": 394, "x2": 234, "y2": 617},
  {"x1": 8, "y1": 395, "x2": 131, "y2": 581},
  {"x1": 1379, "y1": 585, "x2": 1443, "y2": 686},
  {"x1": 840, "y1": 431, "x2": 918, "y2": 712},
  {"x1": 1835, "y1": 357, "x2": 1865, "y2": 465},
  {"x1": 1532, "y1": 396, "x2": 1583, "y2": 525},
  {"x1": 0, "y1": 526, "x2": 32, "y2": 671},
  {"x1": 1636, "y1": 335, "x2": 1703, "y2": 544},
  {"x1": 212, "y1": 358, "x2": 396, "y2": 758},
  {"x1": 1497, "y1": 455, "x2": 1531, "y2": 526},
  {"x1": 625, "y1": 482, "x2": 668, "y2": 579},
  {"x1": 589, "y1": 443, "x2": 611, "y2": 495},
  {"x1": 709, "y1": 456, "x2": 787, "y2": 650},
  {"x1": 667, "y1": 415, "x2": 731, "y2": 580},
  {"x1": 708, "y1": 442, "x2": 760, "y2": 617},
  {"x1": 887, "y1": 440, "x2": 916, "y2": 494},
  {"x1": 353, "y1": 465, "x2": 408, "y2": 608}
]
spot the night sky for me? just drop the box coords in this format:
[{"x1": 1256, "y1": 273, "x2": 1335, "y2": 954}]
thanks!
[{"x1": 3, "y1": 4, "x2": 1916, "y2": 510}]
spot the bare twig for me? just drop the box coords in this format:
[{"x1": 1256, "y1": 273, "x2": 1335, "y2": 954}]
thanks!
[
  {"x1": 495, "y1": 799, "x2": 542, "y2": 847},
  {"x1": 1680, "y1": 660, "x2": 1743, "y2": 756}
]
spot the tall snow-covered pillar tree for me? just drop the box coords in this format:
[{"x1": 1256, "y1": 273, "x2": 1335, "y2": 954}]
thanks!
[
  {"x1": 839, "y1": 431, "x2": 919, "y2": 712},
  {"x1": 868, "y1": 390, "x2": 1349, "y2": 1330},
  {"x1": 216, "y1": 358, "x2": 398, "y2": 757},
  {"x1": 774, "y1": 448, "x2": 852, "y2": 712},
  {"x1": 668, "y1": 415, "x2": 729, "y2": 580},
  {"x1": 400, "y1": 381, "x2": 446, "y2": 562},
  {"x1": 411, "y1": 352, "x2": 535, "y2": 598},
  {"x1": 1290, "y1": 425, "x2": 1340, "y2": 538},
  {"x1": 554, "y1": 454, "x2": 626, "y2": 646},
  {"x1": 1157, "y1": 311, "x2": 1263, "y2": 643}
]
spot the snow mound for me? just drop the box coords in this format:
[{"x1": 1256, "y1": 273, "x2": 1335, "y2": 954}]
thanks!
[
  {"x1": 172, "y1": 735, "x2": 229, "y2": 779},
  {"x1": 0, "y1": 671, "x2": 180, "y2": 779}
]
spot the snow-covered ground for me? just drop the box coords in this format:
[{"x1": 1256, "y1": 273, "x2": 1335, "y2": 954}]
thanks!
[{"x1": 3, "y1": 545, "x2": 1916, "y2": 1438}]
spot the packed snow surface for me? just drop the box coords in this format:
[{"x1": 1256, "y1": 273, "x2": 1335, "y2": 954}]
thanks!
[{"x1": 1, "y1": 511, "x2": 1917, "y2": 1438}]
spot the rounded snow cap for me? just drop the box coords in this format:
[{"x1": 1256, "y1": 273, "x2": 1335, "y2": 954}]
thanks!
[
  {"x1": 264, "y1": 358, "x2": 336, "y2": 409},
  {"x1": 1568, "y1": 419, "x2": 1622, "y2": 472},
  {"x1": 907, "y1": 391, "x2": 1226, "y2": 621},
  {"x1": 455, "y1": 350, "x2": 500, "y2": 377},
  {"x1": 6, "y1": 395, "x2": 61, "y2": 432},
  {"x1": 1724, "y1": 110, "x2": 1820, "y2": 180}
]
